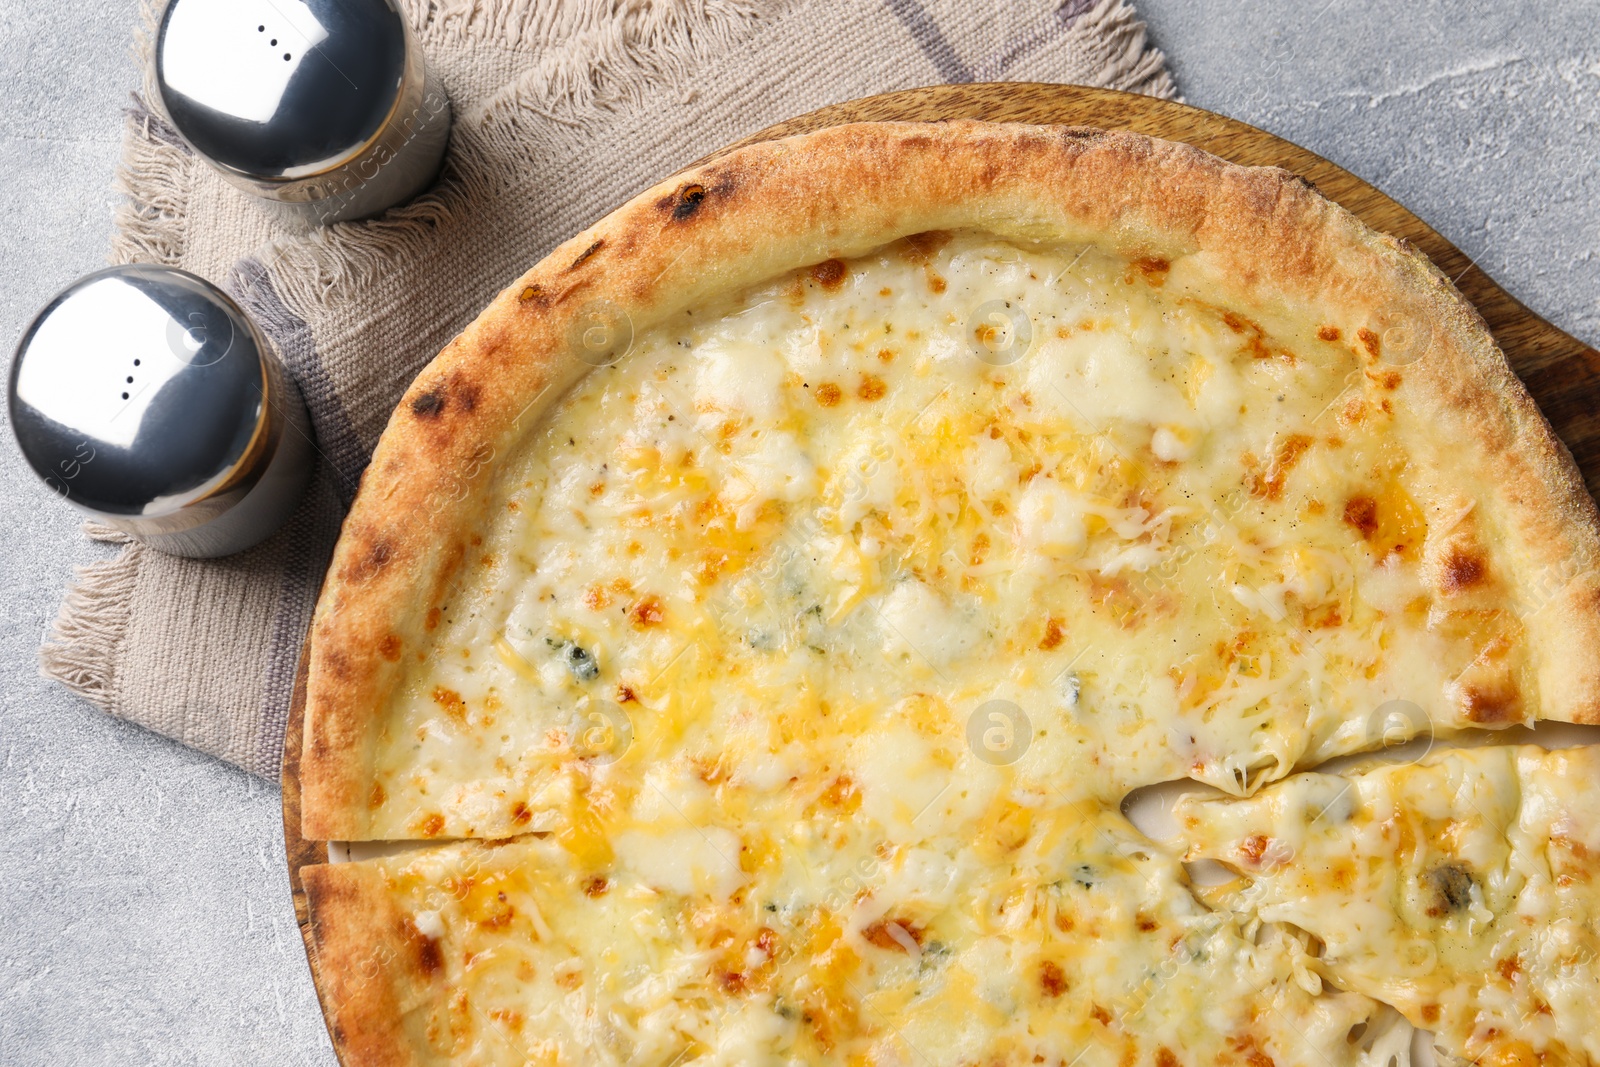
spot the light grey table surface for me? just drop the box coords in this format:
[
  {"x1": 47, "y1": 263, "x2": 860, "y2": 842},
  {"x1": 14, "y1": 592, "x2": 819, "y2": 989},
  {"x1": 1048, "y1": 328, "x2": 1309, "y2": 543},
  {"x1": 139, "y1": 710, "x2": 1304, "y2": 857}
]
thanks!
[{"x1": 0, "y1": 2, "x2": 1594, "y2": 1062}]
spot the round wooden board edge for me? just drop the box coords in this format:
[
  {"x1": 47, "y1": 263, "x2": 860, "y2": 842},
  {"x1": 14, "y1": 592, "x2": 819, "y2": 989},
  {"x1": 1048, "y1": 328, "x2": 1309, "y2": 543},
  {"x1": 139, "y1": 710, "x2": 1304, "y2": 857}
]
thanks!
[{"x1": 281, "y1": 80, "x2": 1600, "y2": 1062}]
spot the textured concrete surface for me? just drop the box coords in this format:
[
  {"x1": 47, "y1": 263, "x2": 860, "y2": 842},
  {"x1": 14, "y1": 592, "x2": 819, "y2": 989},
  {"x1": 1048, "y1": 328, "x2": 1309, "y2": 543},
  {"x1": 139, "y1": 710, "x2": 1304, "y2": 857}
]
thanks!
[{"x1": 0, "y1": 1, "x2": 1593, "y2": 1062}]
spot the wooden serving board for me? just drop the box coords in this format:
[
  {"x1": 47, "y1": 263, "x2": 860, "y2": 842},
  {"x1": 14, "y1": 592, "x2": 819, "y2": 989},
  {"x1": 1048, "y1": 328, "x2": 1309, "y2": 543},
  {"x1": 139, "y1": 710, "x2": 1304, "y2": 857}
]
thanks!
[{"x1": 281, "y1": 82, "x2": 1600, "y2": 1056}]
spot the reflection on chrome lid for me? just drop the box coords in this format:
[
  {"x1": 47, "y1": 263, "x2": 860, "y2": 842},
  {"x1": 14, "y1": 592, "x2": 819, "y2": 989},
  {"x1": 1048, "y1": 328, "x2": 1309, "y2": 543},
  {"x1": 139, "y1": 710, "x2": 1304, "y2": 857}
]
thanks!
[
  {"x1": 8, "y1": 265, "x2": 314, "y2": 557},
  {"x1": 153, "y1": 0, "x2": 452, "y2": 225}
]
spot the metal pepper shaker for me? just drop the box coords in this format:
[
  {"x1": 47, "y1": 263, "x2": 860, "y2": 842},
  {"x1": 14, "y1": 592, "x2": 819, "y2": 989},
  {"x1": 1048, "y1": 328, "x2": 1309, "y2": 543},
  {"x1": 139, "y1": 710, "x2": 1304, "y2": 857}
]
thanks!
[
  {"x1": 153, "y1": 0, "x2": 452, "y2": 226},
  {"x1": 8, "y1": 266, "x2": 314, "y2": 558}
]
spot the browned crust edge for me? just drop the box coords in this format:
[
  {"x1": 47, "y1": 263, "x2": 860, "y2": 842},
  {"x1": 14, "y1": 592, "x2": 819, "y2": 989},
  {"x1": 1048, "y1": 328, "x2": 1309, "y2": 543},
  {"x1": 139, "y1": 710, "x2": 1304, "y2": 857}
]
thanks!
[
  {"x1": 300, "y1": 120, "x2": 1600, "y2": 840},
  {"x1": 302, "y1": 862, "x2": 438, "y2": 1067}
]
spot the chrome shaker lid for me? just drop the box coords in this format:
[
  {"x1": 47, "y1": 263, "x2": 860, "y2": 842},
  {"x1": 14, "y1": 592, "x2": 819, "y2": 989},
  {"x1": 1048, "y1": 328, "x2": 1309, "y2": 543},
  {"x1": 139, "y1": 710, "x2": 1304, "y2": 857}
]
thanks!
[
  {"x1": 8, "y1": 265, "x2": 271, "y2": 520},
  {"x1": 154, "y1": 0, "x2": 409, "y2": 181}
]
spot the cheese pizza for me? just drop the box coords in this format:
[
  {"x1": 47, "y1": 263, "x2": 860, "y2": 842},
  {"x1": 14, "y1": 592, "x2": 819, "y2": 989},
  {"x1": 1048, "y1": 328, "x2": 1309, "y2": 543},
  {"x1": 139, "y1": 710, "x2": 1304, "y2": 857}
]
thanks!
[{"x1": 296, "y1": 122, "x2": 1600, "y2": 1065}]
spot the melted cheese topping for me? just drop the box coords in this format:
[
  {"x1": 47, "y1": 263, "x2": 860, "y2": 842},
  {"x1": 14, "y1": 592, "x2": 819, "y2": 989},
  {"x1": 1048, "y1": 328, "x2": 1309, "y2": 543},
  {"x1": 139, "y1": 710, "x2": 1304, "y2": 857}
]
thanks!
[
  {"x1": 1178, "y1": 745, "x2": 1600, "y2": 1066},
  {"x1": 356, "y1": 825, "x2": 1406, "y2": 1066},
  {"x1": 349, "y1": 232, "x2": 1555, "y2": 1062},
  {"x1": 378, "y1": 233, "x2": 1527, "y2": 837}
]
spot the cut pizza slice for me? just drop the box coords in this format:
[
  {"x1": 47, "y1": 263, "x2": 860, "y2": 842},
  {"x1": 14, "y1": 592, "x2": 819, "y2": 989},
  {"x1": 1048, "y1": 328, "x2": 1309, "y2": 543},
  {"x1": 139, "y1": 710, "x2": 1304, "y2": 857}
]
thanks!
[
  {"x1": 1174, "y1": 744, "x2": 1600, "y2": 1066},
  {"x1": 303, "y1": 806, "x2": 1412, "y2": 1067}
]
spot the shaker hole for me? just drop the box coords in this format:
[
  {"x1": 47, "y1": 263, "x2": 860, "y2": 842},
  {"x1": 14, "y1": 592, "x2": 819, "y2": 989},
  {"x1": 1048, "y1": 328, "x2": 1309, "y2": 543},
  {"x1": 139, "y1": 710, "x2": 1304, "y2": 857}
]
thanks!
[
  {"x1": 133, "y1": 359, "x2": 140, "y2": 366},
  {"x1": 270, "y1": 38, "x2": 278, "y2": 45},
  {"x1": 283, "y1": 53, "x2": 291, "y2": 60},
  {"x1": 121, "y1": 392, "x2": 129, "y2": 400},
  {"x1": 125, "y1": 376, "x2": 133, "y2": 383}
]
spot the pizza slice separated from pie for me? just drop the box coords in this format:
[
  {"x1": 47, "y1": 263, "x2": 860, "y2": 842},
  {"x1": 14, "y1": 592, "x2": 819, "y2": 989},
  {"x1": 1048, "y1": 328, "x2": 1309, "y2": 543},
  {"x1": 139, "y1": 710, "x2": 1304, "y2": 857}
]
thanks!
[
  {"x1": 289, "y1": 121, "x2": 1600, "y2": 1065},
  {"x1": 1175, "y1": 744, "x2": 1600, "y2": 1066},
  {"x1": 302, "y1": 806, "x2": 1413, "y2": 1067}
]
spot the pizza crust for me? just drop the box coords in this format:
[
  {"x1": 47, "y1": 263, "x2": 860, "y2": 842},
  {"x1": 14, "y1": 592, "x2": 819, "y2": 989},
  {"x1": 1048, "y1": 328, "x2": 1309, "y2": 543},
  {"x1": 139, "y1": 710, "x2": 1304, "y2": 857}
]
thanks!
[
  {"x1": 301, "y1": 862, "x2": 439, "y2": 1067},
  {"x1": 300, "y1": 120, "x2": 1600, "y2": 841}
]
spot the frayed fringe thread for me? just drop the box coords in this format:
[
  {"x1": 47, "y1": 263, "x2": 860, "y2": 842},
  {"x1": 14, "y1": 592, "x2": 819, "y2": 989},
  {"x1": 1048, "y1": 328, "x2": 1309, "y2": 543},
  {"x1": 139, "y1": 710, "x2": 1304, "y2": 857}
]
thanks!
[
  {"x1": 422, "y1": 0, "x2": 770, "y2": 56},
  {"x1": 1071, "y1": 0, "x2": 1180, "y2": 101},
  {"x1": 132, "y1": 0, "x2": 162, "y2": 100},
  {"x1": 39, "y1": 535, "x2": 141, "y2": 713},
  {"x1": 83, "y1": 521, "x2": 135, "y2": 544},
  {"x1": 110, "y1": 101, "x2": 195, "y2": 268},
  {"x1": 110, "y1": 0, "x2": 193, "y2": 269},
  {"x1": 243, "y1": 0, "x2": 788, "y2": 310},
  {"x1": 476, "y1": 0, "x2": 780, "y2": 124}
]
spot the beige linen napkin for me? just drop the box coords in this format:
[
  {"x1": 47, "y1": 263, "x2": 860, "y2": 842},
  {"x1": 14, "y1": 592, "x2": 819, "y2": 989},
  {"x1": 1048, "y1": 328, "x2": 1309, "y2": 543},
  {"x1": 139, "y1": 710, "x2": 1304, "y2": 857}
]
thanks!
[{"x1": 42, "y1": 0, "x2": 1176, "y2": 779}]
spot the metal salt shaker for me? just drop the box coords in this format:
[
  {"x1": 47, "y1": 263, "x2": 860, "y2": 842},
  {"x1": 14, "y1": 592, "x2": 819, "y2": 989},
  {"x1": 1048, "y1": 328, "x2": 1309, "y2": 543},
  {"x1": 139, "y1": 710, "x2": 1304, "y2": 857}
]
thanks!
[
  {"x1": 154, "y1": 0, "x2": 452, "y2": 226},
  {"x1": 8, "y1": 266, "x2": 314, "y2": 558}
]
